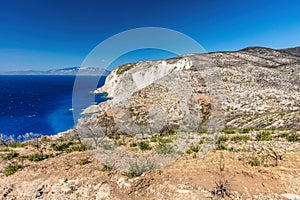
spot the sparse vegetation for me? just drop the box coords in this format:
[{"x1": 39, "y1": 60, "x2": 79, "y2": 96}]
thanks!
[
  {"x1": 256, "y1": 131, "x2": 273, "y2": 141},
  {"x1": 156, "y1": 142, "x2": 174, "y2": 155},
  {"x1": 211, "y1": 180, "x2": 233, "y2": 198},
  {"x1": 138, "y1": 141, "x2": 151, "y2": 150},
  {"x1": 266, "y1": 148, "x2": 283, "y2": 166},
  {"x1": 249, "y1": 156, "x2": 261, "y2": 166},
  {"x1": 231, "y1": 135, "x2": 251, "y2": 142},
  {"x1": 23, "y1": 132, "x2": 44, "y2": 154},
  {"x1": 160, "y1": 130, "x2": 176, "y2": 137},
  {"x1": 217, "y1": 135, "x2": 229, "y2": 143},
  {"x1": 222, "y1": 129, "x2": 235, "y2": 134},
  {"x1": 4, "y1": 163, "x2": 21, "y2": 176},
  {"x1": 3, "y1": 151, "x2": 19, "y2": 160},
  {"x1": 99, "y1": 140, "x2": 114, "y2": 150},
  {"x1": 101, "y1": 163, "x2": 114, "y2": 172},
  {"x1": 240, "y1": 129, "x2": 251, "y2": 134},
  {"x1": 277, "y1": 133, "x2": 289, "y2": 138},
  {"x1": 198, "y1": 138, "x2": 204, "y2": 145},
  {"x1": 78, "y1": 157, "x2": 92, "y2": 165},
  {"x1": 186, "y1": 149, "x2": 193, "y2": 154},
  {"x1": 66, "y1": 144, "x2": 87, "y2": 152},
  {"x1": 216, "y1": 143, "x2": 228, "y2": 151},
  {"x1": 116, "y1": 63, "x2": 136, "y2": 75},
  {"x1": 190, "y1": 145, "x2": 200, "y2": 153},
  {"x1": 8, "y1": 142, "x2": 26, "y2": 148},
  {"x1": 286, "y1": 133, "x2": 299, "y2": 142},
  {"x1": 130, "y1": 142, "x2": 138, "y2": 147},
  {"x1": 51, "y1": 142, "x2": 73, "y2": 151},
  {"x1": 158, "y1": 137, "x2": 172, "y2": 143},
  {"x1": 124, "y1": 159, "x2": 155, "y2": 178},
  {"x1": 0, "y1": 147, "x2": 9, "y2": 152},
  {"x1": 28, "y1": 153, "x2": 53, "y2": 162},
  {"x1": 150, "y1": 137, "x2": 158, "y2": 142}
]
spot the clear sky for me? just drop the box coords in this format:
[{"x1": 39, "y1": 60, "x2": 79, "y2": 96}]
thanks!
[{"x1": 0, "y1": 0, "x2": 300, "y2": 70}]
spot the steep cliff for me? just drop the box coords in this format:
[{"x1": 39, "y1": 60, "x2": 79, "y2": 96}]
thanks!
[{"x1": 78, "y1": 47, "x2": 300, "y2": 133}]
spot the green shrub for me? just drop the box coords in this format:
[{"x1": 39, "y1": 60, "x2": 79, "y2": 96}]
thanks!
[
  {"x1": 198, "y1": 139, "x2": 204, "y2": 145},
  {"x1": 138, "y1": 141, "x2": 151, "y2": 151},
  {"x1": 78, "y1": 157, "x2": 91, "y2": 165},
  {"x1": 231, "y1": 135, "x2": 251, "y2": 142},
  {"x1": 190, "y1": 145, "x2": 200, "y2": 153},
  {"x1": 192, "y1": 154, "x2": 197, "y2": 159},
  {"x1": 256, "y1": 132, "x2": 272, "y2": 141},
  {"x1": 116, "y1": 141, "x2": 126, "y2": 146},
  {"x1": 8, "y1": 142, "x2": 26, "y2": 148},
  {"x1": 156, "y1": 142, "x2": 174, "y2": 155},
  {"x1": 277, "y1": 133, "x2": 289, "y2": 138},
  {"x1": 66, "y1": 144, "x2": 87, "y2": 153},
  {"x1": 186, "y1": 149, "x2": 193, "y2": 154},
  {"x1": 107, "y1": 134, "x2": 121, "y2": 140},
  {"x1": 129, "y1": 142, "x2": 138, "y2": 147},
  {"x1": 3, "y1": 151, "x2": 19, "y2": 160},
  {"x1": 150, "y1": 137, "x2": 158, "y2": 142},
  {"x1": 124, "y1": 159, "x2": 155, "y2": 178},
  {"x1": 240, "y1": 129, "x2": 251, "y2": 134},
  {"x1": 216, "y1": 144, "x2": 228, "y2": 151},
  {"x1": 249, "y1": 157, "x2": 261, "y2": 166},
  {"x1": 222, "y1": 129, "x2": 235, "y2": 134},
  {"x1": 198, "y1": 129, "x2": 208, "y2": 134},
  {"x1": 160, "y1": 130, "x2": 176, "y2": 137},
  {"x1": 50, "y1": 142, "x2": 73, "y2": 151},
  {"x1": 28, "y1": 153, "x2": 53, "y2": 162},
  {"x1": 158, "y1": 138, "x2": 172, "y2": 143},
  {"x1": 107, "y1": 134, "x2": 114, "y2": 139},
  {"x1": 286, "y1": 134, "x2": 299, "y2": 142},
  {"x1": 217, "y1": 136, "x2": 229, "y2": 143},
  {"x1": 4, "y1": 163, "x2": 21, "y2": 176},
  {"x1": 228, "y1": 147, "x2": 235, "y2": 152},
  {"x1": 116, "y1": 63, "x2": 136, "y2": 75},
  {"x1": 101, "y1": 163, "x2": 113, "y2": 172}
]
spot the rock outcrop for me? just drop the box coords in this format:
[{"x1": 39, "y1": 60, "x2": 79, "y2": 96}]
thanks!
[{"x1": 78, "y1": 47, "x2": 300, "y2": 134}]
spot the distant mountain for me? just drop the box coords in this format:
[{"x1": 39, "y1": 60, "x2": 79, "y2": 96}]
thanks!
[{"x1": 0, "y1": 67, "x2": 110, "y2": 76}]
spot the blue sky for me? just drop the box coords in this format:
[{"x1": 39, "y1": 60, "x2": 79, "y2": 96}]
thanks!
[{"x1": 0, "y1": 0, "x2": 300, "y2": 70}]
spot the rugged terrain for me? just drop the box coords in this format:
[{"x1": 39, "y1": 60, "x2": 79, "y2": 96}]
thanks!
[
  {"x1": 1, "y1": 46, "x2": 299, "y2": 199},
  {"x1": 79, "y1": 46, "x2": 299, "y2": 134},
  {"x1": 0, "y1": 129, "x2": 299, "y2": 199}
]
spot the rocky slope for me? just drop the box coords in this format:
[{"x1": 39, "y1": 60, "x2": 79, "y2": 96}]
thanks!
[
  {"x1": 0, "y1": 129, "x2": 299, "y2": 199},
  {"x1": 1, "y1": 47, "x2": 300, "y2": 199},
  {"x1": 79, "y1": 46, "x2": 300, "y2": 134}
]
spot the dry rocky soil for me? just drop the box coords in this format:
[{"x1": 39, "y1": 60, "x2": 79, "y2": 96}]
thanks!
[{"x1": 0, "y1": 129, "x2": 299, "y2": 200}]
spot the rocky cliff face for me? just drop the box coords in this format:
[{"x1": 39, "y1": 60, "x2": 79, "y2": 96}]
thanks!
[{"x1": 78, "y1": 47, "x2": 300, "y2": 133}]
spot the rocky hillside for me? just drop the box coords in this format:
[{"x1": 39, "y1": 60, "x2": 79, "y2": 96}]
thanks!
[
  {"x1": 79, "y1": 46, "x2": 300, "y2": 134},
  {"x1": 1, "y1": 47, "x2": 299, "y2": 199},
  {"x1": 1, "y1": 129, "x2": 299, "y2": 199}
]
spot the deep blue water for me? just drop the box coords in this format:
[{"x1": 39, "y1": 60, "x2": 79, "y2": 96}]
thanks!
[{"x1": 0, "y1": 75, "x2": 106, "y2": 138}]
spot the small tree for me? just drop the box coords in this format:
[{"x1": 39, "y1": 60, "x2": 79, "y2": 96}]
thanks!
[
  {"x1": 0, "y1": 134, "x2": 8, "y2": 147},
  {"x1": 0, "y1": 134, "x2": 19, "y2": 147},
  {"x1": 266, "y1": 148, "x2": 283, "y2": 166},
  {"x1": 77, "y1": 112, "x2": 117, "y2": 148},
  {"x1": 22, "y1": 133, "x2": 44, "y2": 154},
  {"x1": 77, "y1": 123, "x2": 106, "y2": 148}
]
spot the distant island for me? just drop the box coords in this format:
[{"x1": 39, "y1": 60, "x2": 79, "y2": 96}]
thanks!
[{"x1": 0, "y1": 66, "x2": 110, "y2": 76}]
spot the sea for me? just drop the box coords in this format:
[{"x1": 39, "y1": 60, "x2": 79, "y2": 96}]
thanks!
[{"x1": 0, "y1": 75, "x2": 106, "y2": 139}]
